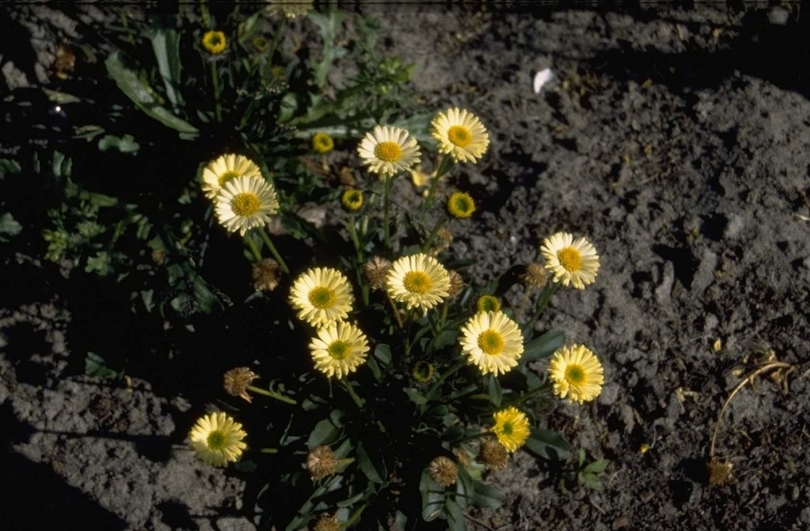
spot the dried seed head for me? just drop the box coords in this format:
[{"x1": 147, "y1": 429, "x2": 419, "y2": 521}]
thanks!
[
  {"x1": 428, "y1": 227, "x2": 453, "y2": 256},
  {"x1": 252, "y1": 258, "x2": 281, "y2": 292},
  {"x1": 428, "y1": 456, "x2": 458, "y2": 487},
  {"x1": 479, "y1": 438, "x2": 509, "y2": 471},
  {"x1": 707, "y1": 458, "x2": 733, "y2": 487},
  {"x1": 446, "y1": 270, "x2": 465, "y2": 298},
  {"x1": 312, "y1": 513, "x2": 340, "y2": 531},
  {"x1": 223, "y1": 367, "x2": 259, "y2": 403},
  {"x1": 307, "y1": 446, "x2": 338, "y2": 480},
  {"x1": 151, "y1": 248, "x2": 166, "y2": 266},
  {"x1": 521, "y1": 263, "x2": 548, "y2": 288},
  {"x1": 364, "y1": 256, "x2": 391, "y2": 291}
]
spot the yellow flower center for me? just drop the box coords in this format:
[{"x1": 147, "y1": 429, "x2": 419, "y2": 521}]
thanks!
[
  {"x1": 478, "y1": 330, "x2": 505, "y2": 356},
  {"x1": 218, "y1": 170, "x2": 240, "y2": 187},
  {"x1": 557, "y1": 247, "x2": 582, "y2": 272},
  {"x1": 327, "y1": 340, "x2": 350, "y2": 360},
  {"x1": 207, "y1": 430, "x2": 227, "y2": 450},
  {"x1": 403, "y1": 271, "x2": 432, "y2": 294},
  {"x1": 501, "y1": 422, "x2": 513, "y2": 435},
  {"x1": 564, "y1": 364, "x2": 586, "y2": 385},
  {"x1": 308, "y1": 286, "x2": 335, "y2": 309},
  {"x1": 374, "y1": 141, "x2": 403, "y2": 162},
  {"x1": 231, "y1": 193, "x2": 262, "y2": 217},
  {"x1": 447, "y1": 125, "x2": 472, "y2": 148}
]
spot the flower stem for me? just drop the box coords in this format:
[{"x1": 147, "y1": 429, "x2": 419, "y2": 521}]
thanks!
[
  {"x1": 423, "y1": 155, "x2": 455, "y2": 213},
  {"x1": 347, "y1": 214, "x2": 362, "y2": 264},
  {"x1": 257, "y1": 229, "x2": 290, "y2": 274},
  {"x1": 383, "y1": 175, "x2": 393, "y2": 251},
  {"x1": 246, "y1": 235, "x2": 263, "y2": 262},
  {"x1": 385, "y1": 291, "x2": 404, "y2": 329},
  {"x1": 455, "y1": 430, "x2": 489, "y2": 444},
  {"x1": 510, "y1": 380, "x2": 553, "y2": 407},
  {"x1": 259, "y1": 447, "x2": 279, "y2": 454},
  {"x1": 210, "y1": 61, "x2": 222, "y2": 123},
  {"x1": 342, "y1": 380, "x2": 365, "y2": 408},
  {"x1": 248, "y1": 385, "x2": 297, "y2": 405},
  {"x1": 421, "y1": 215, "x2": 448, "y2": 253},
  {"x1": 427, "y1": 358, "x2": 466, "y2": 397},
  {"x1": 525, "y1": 282, "x2": 560, "y2": 330},
  {"x1": 344, "y1": 503, "x2": 368, "y2": 528}
]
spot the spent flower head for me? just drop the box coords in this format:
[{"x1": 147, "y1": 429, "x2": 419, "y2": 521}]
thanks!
[
  {"x1": 357, "y1": 125, "x2": 421, "y2": 179},
  {"x1": 479, "y1": 438, "x2": 510, "y2": 470},
  {"x1": 431, "y1": 107, "x2": 490, "y2": 163},
  {"x1": 223, "y1": 367, "x2": 259, "y2": 403},
  {"x1": 521, "y1": 262, "x2": 548, "y2": 289},
  {"x1": 252, "y1": 258, "x2": 281, "y2": 292},
  {"x1": 491, "y1": 407, "x2": 530, "y2": 453},
  {"x1": 386, "y1": 253, "x2": 451, "y2": 312},
  {"x1": 289, "y1": 267, "x2": 354, "y2": 327},
  {"x1": 312, "y1": 513, "x2": 340, "y2": 531},
  {"x1": 446, "y1": 269, "x2": 465, "y2": 298},
  {"x1": 548, "y1": 344, "x2": 604, "y2": 404},
  {"x1": 540, "y1": 232, "x2": 600, "y2": 289},
  {"x1": 188, "y1": 412, "x2": 247, "y2": 467},
  {"x1": 460, "y1": 311, "x2": 524, "y2": 376},
  {"x1": 363, "y1": 256, "x2": 391, "y2": 291},
  {"x1": 307, "y1": 446, "x2": 338, "y2": 480},
  {"x1": 447, "y1": 191, "x2": 476, "y2": 219},
  {"x1": 428, "y1": 456, "x2": 458, "y2": 487}
]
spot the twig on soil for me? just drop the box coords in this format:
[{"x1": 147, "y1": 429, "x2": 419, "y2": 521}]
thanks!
[
  {"x1": 709, "y1": 361, "x2": 793, "y2": 459},
  {"x1": 463, "y1": 513, "x2": 499, "y2": 531}
]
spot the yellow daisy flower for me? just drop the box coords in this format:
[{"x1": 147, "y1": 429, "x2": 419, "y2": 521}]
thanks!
[
  {"x1": 341, "y1": 188, "x2": 364, "y2": 213},
  {"x1": 214, "y1": 176, "x2": 279, "y2": 236},
  {"x1": 312, "y1": 132, "x2": 334, "y2": 154},
  {"x1": 447, "y1": 191, "x2": 476, "y2": 219},
  {"x1": 357, "y1": 125, "x2": 421, "y2": 179},
  {"x1": 548, "y1": 344, "x2": 604, "y2": 404},
  {"x1": 386, "y1": 253, "x2": 450, "y2": 312},
  {"x1": 289, "y1": 267, "x2": 355, "y2": 327},
  {"x1": 309, "y1": 322, "x2": 369, "y2": 378},
  {"x1": 475, "y1": 295, "x2": 501, "y2": 313},
  {"x1": 539, "y1": 232, "x2": 600, "y2": 289},
  {"x1": 188, "y1": 412, "x2": 247, "y2": 467},
  {"x1": 266, "y1": 0, "x2": 313, "y2": 18},
  {"x1": 202, "y1": 154, "x2": 263, "y2": 200},
  {"x1": 491, "y1": 407, "x2": 530, "y2": 453},
  {"x1": 431, "y1": 107, "x2": 490, "y2": 163},
  {"x1": 460, "y1": 311, "x2": 524, "y2": 376},
  {"x1": 202, "y1": 30, "x2": 227, "y2": 55}
]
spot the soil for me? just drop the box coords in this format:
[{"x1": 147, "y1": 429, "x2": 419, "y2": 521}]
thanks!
[{"x1": 2, "y1": 3, "x2": 810, "y2": 531}]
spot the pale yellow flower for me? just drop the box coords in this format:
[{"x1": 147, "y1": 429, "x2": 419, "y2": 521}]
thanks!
[
  {"x1": 491, "y1": 407, "x2": 530, "y2": 453},
  {"x1": 539, "y1": 232, "x2": 600, "y2": 289},
  {"x1": 289, "y1": 267, "x2": 354, "y2": 327},
  {"x1": 548, "y1": 344, "x2": 604, "y2": 404},
  {"x1": 386, "y1": 253, "x2": 450, "y2": 312},
  {"x1": 202, "y1": 30, "x2": 227, "y2": 55},
  {"x1": 214, "y1": 176, "x2": 279, "y2": 236},
  {"x1": 188, "y1": 412, "x2": 247, "y2": 467},
  {"x1": 309, "y1": 321, "x2": 369, "y2": 378},
  {"x1": 357, "y1": 125, "x2": 421, "y2": 179},
  {"x1": 431, "y1": 107, "x2": 490, "y2": 163},
  {"x1": 202, "y1": 154, "x2": 263, "y2": 200},
  {"x1": 460, "y1": 311, "x2": 524, "y2": 376}
]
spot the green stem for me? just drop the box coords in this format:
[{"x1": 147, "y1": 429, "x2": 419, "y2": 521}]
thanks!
[
  {"x1": 383, "y1": 175, "x2": 393, "y2": 251},
  {"x1": 426, "y1": 358, "x2": 466, "y2": 398},
  {"x1": 257, "y1": 229, "x2": 291, "y2": 274},
  {"x1": 265, "y1": 21, "x2": 283, "y2": 67},
  {"x1": 259, "y1": 447, "x2": 279, "y2": 454},
  {"x1": 525, "y1": 282, "x2": 560, "y2": 330},
  {"x1": 246, "y1": 235, "x2": 263, "y2": 262},
  {"x1": 347, "y1": 214, "x2": 362, "y2": 263},
  {"x1": 199, "y1": 0, "x2": 211, "y2": 28},
  {"x1": 342, "y1": 380, "x2": 365, "y2": 408},
  {"x1": 421, "y1": 215, "x2": 448, "y2": 253},
  {"x1": 440, "y1": 302, "x2": 449, "y2": 329},
  {"x1": 509, "y1": 380, "x2": 553, "y2": 407},
  {"x1": 120, "y1": 10, "x2": 136, "y2": 46},
  {"x1": 422, "y1": 156, "x2": 455, "y2": 213},
  {"x1": 343, "y1": 503, "x2": 368, "y2": 529},
  {"x1": 386, "y1": 291, "x2": 404, "y2": 329},
  {"x1": 210, "y1": 61, "x2": 222, "y2": 123},
  {"x1": 455, "y1": 430, "x2": 489, "y2": 444},
  {"x1": 248, "y1": 384, "x2": 297, "y2": 405}
]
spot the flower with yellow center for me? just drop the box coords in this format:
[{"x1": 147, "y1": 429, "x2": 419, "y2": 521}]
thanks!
[
  {"x1": 431, "y1": 107, "x2": 490, "y2": 163},
  {"x1": 312, "y1": 132, "x2": 334, "y2": 154},
  {"x1": 214, "y1": 176, "x2": 279, "y2": 236},
  {"x1": 357, "y1": 125, "x2": 421, "y2": 179},
  {"x1": 491, "y1": 407, "x2": 530, "y2": 453},
  {"x1": 202, "y1": 154, "x2": 263, "y2": 200},
  {"x1": 539, "y1": 232, "x2": 600, "y2": 290},
  {"x1": 460, "y1": 311, "x2": 524, "y2": 376},
  {"x1": 188, "y1": 412, "x2": 247, "y2": 467},
  {"x1": 289, "y1": 267, "x2": 355, "y2": 327},
  {"x1": 476, "y1": 295, "x2": 501, "y2": 313},
  {"x1": 309, "y1": 321, "x2": 369, "y2": 378},
  {"x1": 386, "y1": 253, "x2": 450, "y2": 312},
  {"x1": 548, "y1": 344, "x2": 604, "y2": 404},
  {"x1": 202, "y1": 30, "x2": 227, "y2": 55},
  {"x1": 266, "y1": 0, "x2": 313, "y2": 18},
  {"x1": 447, "y1": 191, "x2": 476, "y2": 219},
  {"x1": 412, "y1": 361, "x2": 435, "y2": 383},
  {"x1": 341, "y1": 188, "x2": 364, "y2": 213}
]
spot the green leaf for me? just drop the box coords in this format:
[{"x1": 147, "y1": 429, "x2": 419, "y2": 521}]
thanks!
[
  {"x1": 85, "y1": 252, "x2": 112, "y2": 275},
  {"x1": 446, "y1": 498, "x2": 467, "y2": 531},
  {"x1": 234, "y1": 460, "x2": 257, "y2": 472},
  {"x1": 42, "y1": 88, "x2": 80, "y2": 104},
  {"x1": 487, "y1": 374, "x2": 502, "y2": 407},
  {"x1": 0, "y1": 158, "x2": 21, "y2": 178},
  {"x1": 309, "y1": 10, "x2": 347, "y2": 88},
  {"x1": 420, "y1": 470, "x2": 446, "y2": 522},
  {"x1": 470, "y1": 480, "x2": 502, "y2": 509},
  {"x1": 356, "y1": 441, "x2": 383, "y2": 484},
  {"x1": 373, "y1": 344, "x2": 392, "y2": 365},
  {"x1": 404, "y1": 387, "x2": 427, "y2": 406},
  {"x1": 455, "y1": 466, "x2": 474, "y2": 508},
  {"x1": 105, "y1": 52, "x2": 198, "y2": 136},
  {"x1": 433, "y1": 329, "x2": 458, "y2": 350},
  {"x1": 524, "y1": 428, "x2": 571, "y2": 460},
  {"x1": 98, "y1": 134, "x2": 140, "y2": 154},
  {"x1": 0, "y1": 213, "x2": 22, "y2": 242},
  {"x1": 584, "y1": 459, "x2": 610, "y2": 475},
  {"x1": 85, "y1": 352, "x2": 120, "y2": 378},
  {"x1": 522, "y1": 330, "x2": 565, "y2": 361},
  {"x1": 307, "y1": 418, "x2": 340, "y2": 449},
  {"x1": 366, "y1": 355, "x2": 382, "y2": 381},
  {"x1": 150, "y1": 27, "x2": 183, "y2": 110}
]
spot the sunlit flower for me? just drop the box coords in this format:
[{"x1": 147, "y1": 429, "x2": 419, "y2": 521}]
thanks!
[
  {"x1": 214, "y1": 176, "x2": 279, "y2": 236},
  {"x1": 341, "y1": 188, "x2": 364, "y2": 212},
  {"x1": 312, "y1": 132, "x2": 334, "y2": 154},
  {"x1": 428, "y1": 456, "x2": 458, "y2": 487},
  {"x1": 289, "y1": 267, "x2": 354, "y2": 327},
  {"x1": 412, "y1": 361, "x2": 435, "y2": 383},
  {"x1": 188, "y1": 412, "x2": 247, "y2": 467},
  {"x1": 447, "y1": 191, "x2": 476, "y2": 219},
  {"x1": 548, "y1": 344, "x2": 604, "y2": 404},
  {"x1": 540, "y1": 232, "x2": 600, "y2": 289},
  {"x1": 460, "y1": 311, "x2": 524, "y2": 376},
  {"x1": 491, "y1": 407, "x2": 530, "y2": 453},
  {"x1": 476, "y1": 295, "x2": 501, "y2": 313},
  {"x1": 386, "y1": 253, "x2": 450, "y2": 312},
  {"x1": 309, "y1": 321, "x2": 369, "y2": 378},
  {"x1": 202, "y1": 154, "x2": 263, "y2": 200},
  {"x1": 266, "y1": 0, "x2": 313, "y2": 18},
  {"x1": 307, "y1": 445, "x2": 337, "y2": 480},
  {"x1": 363, "y1": 256, "x2": 391, "y2": 291},
  {"x1": 431, "y1": 107, "x2": 490, "y2": 163},
  {"x1": 479, "y1": 438, "x2": 509, "y2": 470},
  {"x1": 202, "y1": 30, "x2": 227, "y2": 55},
  {"x1": 252, "y1": 258, "x2": 281, "y2": 292},
  {"x1": 357, "y1": 125, "x2": 420, "y2": 179},
  {"x1": 223, "y1": 367, "x2": 259, "y2": 403}
]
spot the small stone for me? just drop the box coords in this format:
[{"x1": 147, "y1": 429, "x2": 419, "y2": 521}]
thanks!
[{"x1": 613, "y1": 516, "x2": 629, "y2": 529}]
